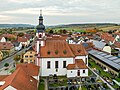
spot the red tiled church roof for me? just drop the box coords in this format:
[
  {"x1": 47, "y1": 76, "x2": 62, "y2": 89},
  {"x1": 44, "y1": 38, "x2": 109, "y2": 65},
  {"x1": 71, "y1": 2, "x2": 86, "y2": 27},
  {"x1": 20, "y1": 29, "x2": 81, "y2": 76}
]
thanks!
[
  {"x1": 40, "y1": 40, "x2": 75, "y2": 58},
  {"x1": 69, "y1": 44, "x2": 88, "y2": 56},
  {"x1": 67, "y1": 59, "x2": 88, "y2": 70}
]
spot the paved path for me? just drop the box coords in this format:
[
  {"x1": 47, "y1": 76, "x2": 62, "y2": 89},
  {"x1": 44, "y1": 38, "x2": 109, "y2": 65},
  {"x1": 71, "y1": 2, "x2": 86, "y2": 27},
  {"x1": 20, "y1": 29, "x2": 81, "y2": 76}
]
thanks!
[
  {"x1": 0, "y1": 44, "x2": 33, "y2": 75},
  {"x1": 88, "y1": 66, "x2": 115, "y2": 90},
  {"x1": 44, "y1": 79, "x2": 48, "y2": 90}
]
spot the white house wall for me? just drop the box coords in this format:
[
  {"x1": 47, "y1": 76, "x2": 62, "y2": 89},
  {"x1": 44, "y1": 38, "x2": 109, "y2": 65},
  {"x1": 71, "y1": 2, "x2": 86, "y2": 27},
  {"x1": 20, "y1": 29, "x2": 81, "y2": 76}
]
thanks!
[
  {"x1": 103, "y1": 46, "x2": 111, "y2": 54},
  {"x1": 80, "y1": 69, "x2": 88, "y2": 77},
  {"x1": 67, "y1": 70, "x2": 77, "y2": 77},
  {"x1": 40, "y1": 57, "x2": 74, "y2": 76},
  {"x1": 67, "y1": 69, "x2": 88, "y2": 78},
  {"x1": 75, "y1": 55, "x2": 88, "y2": 66},
  {"x1": 33, "y1": 76, "x2": 39, "y2": 81},
  {"x1": 0, "y1": 37, "x2": 6, "y2": 42},
  {"x1": 4, "y1": 86, "x2": 17, "y2": 90}
]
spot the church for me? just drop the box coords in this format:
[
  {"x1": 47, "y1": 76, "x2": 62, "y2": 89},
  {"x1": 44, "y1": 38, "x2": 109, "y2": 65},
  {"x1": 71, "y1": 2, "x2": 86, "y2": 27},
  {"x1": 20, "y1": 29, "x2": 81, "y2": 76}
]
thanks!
[{"x1": 35, "y1": 10, "x2": 88, "y2": 78}]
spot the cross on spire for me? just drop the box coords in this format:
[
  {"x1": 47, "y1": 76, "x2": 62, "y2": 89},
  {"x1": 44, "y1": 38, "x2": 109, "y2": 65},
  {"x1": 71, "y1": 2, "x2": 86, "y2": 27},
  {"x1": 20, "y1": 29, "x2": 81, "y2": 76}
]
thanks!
[{"x1": 40, "y1": 10, "x2": 42, "y2": 16}]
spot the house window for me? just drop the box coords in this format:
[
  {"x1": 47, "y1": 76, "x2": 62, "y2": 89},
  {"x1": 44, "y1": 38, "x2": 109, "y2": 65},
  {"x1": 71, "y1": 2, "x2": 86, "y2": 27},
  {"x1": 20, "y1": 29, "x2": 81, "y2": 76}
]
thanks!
[
  {"x1": 55, "y1": 61, "x2": 58, "y2": 68},
  {"x1": 25, "y1": 55, "x2": 28, "y2": 58},
  {"x1": 30, "y1": 60, "x2": 33, "y2": 62},
  {"x1": 85, "y1": 58, "x2": 87, "y2": 64},
  {"x1": 30, "y1": 55, "x2": 33, "y2": 58},
  {"x1": 63, "y1": 61, "x2": 66, "y2": 68},
  {"x1": 83, "y1": 70, "x2": 85, "y2": 73},
  {"x1": 77, "y1": 70, "x2": 80, "y2": 76},
  {"x1": 47, "y1": 61, "x2": 51, "y2": 69},
  {"x1": 56, "y1": 68, "x2": 58, "y2": 72}
]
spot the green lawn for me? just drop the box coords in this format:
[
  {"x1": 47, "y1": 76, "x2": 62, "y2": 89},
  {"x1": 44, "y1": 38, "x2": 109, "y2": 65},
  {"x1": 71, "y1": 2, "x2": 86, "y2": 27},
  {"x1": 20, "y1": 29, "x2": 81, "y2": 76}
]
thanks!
[
  {"x1": 53, "y1": 27, "x2": 86, "y2": 32},
  {"x1": 89, "y1": 60, "x2": 112, "y2": 79},
  {"x1": 81, "y1": 86, "x2": 87, "y2": 90},
  {"x1": 38, "y1": 79, "x2": 44, "y2": 90},
  {"x1": 89, "y1": 59, "x2": 120, "y2": 89}
]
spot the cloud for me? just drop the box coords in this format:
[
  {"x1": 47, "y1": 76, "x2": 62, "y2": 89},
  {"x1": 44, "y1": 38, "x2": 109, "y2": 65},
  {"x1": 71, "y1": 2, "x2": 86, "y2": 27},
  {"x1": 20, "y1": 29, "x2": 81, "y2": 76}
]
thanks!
[{"x1": 0, "y1": 0, "x2": 120, "y2": 25}]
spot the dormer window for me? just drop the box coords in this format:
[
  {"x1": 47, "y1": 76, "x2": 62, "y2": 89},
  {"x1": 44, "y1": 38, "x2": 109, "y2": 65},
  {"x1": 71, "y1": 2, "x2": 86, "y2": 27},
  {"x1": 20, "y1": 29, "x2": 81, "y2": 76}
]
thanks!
[
  {"x1": 63, "y1": 50, "x2": 67, "y2": 54},
  {"x1": 47, "y1": 50, "x2": 50, "y2": 55},
  {"x1": 55, "y1": 50, "x2": 58, "y2": 55},
  {"x1": 78, "y1": 50, "x2": 81, "y2": 53}
]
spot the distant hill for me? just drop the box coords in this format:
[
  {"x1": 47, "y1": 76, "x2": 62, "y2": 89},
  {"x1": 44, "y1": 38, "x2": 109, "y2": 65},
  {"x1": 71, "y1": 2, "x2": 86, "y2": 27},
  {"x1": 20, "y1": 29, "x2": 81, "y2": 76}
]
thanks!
[
  {"x1": 49, "y1": 23, "x2": 119, "y2": 28},
  {"x1": 0, "y1": 24, "x2": 35, "y2": 28}
]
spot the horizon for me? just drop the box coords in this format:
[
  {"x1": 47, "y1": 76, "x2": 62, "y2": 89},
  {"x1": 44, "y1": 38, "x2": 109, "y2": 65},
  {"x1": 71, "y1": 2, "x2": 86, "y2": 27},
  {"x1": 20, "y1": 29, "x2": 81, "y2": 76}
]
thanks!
[{"x1": 0, "y1": 0, "x2": 120, "y2": 25}]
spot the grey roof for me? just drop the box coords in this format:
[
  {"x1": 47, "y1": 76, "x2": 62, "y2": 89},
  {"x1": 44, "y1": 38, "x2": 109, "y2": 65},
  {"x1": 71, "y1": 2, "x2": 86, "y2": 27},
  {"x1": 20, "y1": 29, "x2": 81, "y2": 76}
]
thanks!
[
  {"x1": 90, "y1": 39, "x2": 106, "y2": 49},
  {"x1": 89, "y1": 50, "x2": 120, "y2": 70},
  {"x1": 12, "y1": 42, "x2": 20, "y2": 47}
]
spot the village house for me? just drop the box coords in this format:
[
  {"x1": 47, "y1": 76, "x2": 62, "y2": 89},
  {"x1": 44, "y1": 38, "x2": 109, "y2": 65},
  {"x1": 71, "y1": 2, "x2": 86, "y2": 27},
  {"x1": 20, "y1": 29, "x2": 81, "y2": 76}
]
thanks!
[
  {"x1": 0, "y1": 51, "x2": 3, "y2": 61},
  {"x1": 16, "y1": 63, "x2": 40, "y2": 80},
  {"x1": 0, "y1": 66, "x2": 38, "y2": 90},
  {"x1": 12, "y1": 41, "x2": 22, "y2": 51},
  {"x1": 23, "y1": 47, "x2": 36, "y2": 63},
  {"x1": 90, "y1": 39, "x2": 111, "y2": 54},
  {"x1": 1, "y1": 34, "x2": 17, "y2": 41},
  {"x1": 101, "y1": 33, "x2": 115, "y2": 45},
  {"x1": 0, "y1": 42, "x2": 15, "y2": 55},
  {"x1": 0, "y1": 36, "x2": 6, "y2": 42},
  {"x1": 17, "y1": 37, "x2": 30, "y2": 48}
]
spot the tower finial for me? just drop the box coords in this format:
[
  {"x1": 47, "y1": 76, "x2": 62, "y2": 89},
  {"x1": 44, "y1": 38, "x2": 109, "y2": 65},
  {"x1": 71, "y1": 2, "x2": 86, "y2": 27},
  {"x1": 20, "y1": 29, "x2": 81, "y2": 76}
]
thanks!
[{"x1": 40, "y1": 9, "x2": 42, "y2": 16}]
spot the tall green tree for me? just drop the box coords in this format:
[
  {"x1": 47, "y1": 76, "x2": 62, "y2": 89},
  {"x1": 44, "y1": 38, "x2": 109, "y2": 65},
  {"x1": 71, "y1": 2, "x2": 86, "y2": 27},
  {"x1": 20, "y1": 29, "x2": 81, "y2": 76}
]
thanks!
[{"x1": 14, "y1": 54, "x2": 21, "y2": 63}]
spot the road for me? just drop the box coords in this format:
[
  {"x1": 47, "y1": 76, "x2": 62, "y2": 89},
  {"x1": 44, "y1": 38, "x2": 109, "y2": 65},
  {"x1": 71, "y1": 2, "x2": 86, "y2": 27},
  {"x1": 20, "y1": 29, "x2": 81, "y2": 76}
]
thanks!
[{"x1": 0, "y1": 44, "x2": 33, "y2": 70}]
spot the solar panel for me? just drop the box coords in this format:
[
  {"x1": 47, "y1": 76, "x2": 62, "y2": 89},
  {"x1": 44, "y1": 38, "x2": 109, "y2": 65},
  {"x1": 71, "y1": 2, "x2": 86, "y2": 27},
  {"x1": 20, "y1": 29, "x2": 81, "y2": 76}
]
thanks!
[
  {"x1": 89, "y1": 50, "x2": 120, "y2": 70},
  {"x1": 100, "y1": 53, "x2": 108, "y2": 56},
  {"x1": 104, "y1": 55, "x2": 113, "y2": 58},
  {"x1": 82, "y1": 43, "x2": 88, "y2": 47},
  {"x1": 98, "y1": 52, "x2": 104, "y2": 55},
  {"x1": 108, "y1": 57, "x2": 118, "y2": 60},
  {"x1": 113, "y1": 59, "x2": 120, "y2": 63}
]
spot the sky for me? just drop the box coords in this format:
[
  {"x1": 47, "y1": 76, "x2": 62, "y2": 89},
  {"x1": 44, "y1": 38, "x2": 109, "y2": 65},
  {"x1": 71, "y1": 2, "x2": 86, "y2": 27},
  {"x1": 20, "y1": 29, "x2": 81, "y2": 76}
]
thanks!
[{"x1": 0, "y1": 0, "x2": 120, "y2": 25}]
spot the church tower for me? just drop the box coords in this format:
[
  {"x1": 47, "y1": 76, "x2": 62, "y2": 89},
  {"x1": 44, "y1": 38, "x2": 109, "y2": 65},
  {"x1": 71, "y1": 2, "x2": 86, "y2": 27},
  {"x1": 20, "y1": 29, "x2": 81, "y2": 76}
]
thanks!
[{"x1": 36, "y1": 10, "x2": 45, "y2": 38}]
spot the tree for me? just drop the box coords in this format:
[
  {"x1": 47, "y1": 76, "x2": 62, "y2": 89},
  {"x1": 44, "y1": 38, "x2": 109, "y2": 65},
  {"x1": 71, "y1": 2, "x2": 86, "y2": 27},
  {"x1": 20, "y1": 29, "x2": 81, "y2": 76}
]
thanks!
[
  {"x1": 4, "y1": 63, "x2": 9, "y2": 67},
  {"x1": 17, "y1": 32, "x2": 24, "y2": 37},
  {"x1": 49, "y1": 30, "x2": 54, "y2": 34},
  {"x1": 63, "y1": 29, "x2": 67, "y2": 34},
  {"x1": 14, "y1": 54, "x2": 21, "y2": 63}
]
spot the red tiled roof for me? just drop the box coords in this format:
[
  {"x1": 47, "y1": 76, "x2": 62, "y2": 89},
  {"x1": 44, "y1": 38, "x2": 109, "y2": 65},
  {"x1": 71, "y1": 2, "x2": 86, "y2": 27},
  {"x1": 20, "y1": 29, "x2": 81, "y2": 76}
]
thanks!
[
  {"x1": 69, "y1": 44, "x2": 88, "y2": 56},
  {"x1": 18, "y1": 37, "x2": 28, "y2": 42},
  {"x1": 2, "y1": 34, "x2": 16, "y2": 39},
  {"x1": 67, "y1": 59, "x2": 88, "y2": 70},
  {"x1": 0, "y1": 67, "x2": 38, "y2": 90},
  {"x1": 0, "y1": 42, "x2": 14, "y2": 50},
  {"x1": 101, "y1": 33, "x2": 115, "y2": 42},
  {"x1": 0, "y1": 75, "x2": 9, "y2": 81},
  {"x1": 40, "y1": 40, "x2": 75, "y2": 58},
  {"x1": 114, "y1": 41, "x2": 120, "y2": 48},
  {"x1": 16, "y1": 63, "x2": 39, "y2": 76}
]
